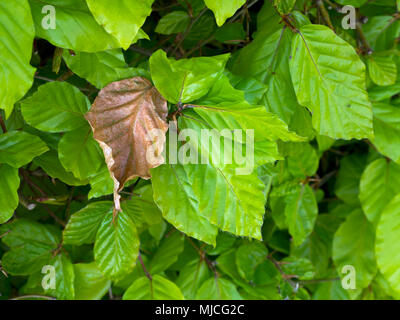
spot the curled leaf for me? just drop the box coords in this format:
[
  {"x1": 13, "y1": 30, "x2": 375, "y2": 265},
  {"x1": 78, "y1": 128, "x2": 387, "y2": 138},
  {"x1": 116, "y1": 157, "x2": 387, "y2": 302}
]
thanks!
[{"x1": 85, "y1": 77, "x2": 168, "y2": 210}]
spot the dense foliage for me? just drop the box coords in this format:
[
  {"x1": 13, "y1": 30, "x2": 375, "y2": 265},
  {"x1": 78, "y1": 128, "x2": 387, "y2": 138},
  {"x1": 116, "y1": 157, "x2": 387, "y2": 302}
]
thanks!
[{"x1": 1, "y1": 0, "x2": 400, "y2": 300}]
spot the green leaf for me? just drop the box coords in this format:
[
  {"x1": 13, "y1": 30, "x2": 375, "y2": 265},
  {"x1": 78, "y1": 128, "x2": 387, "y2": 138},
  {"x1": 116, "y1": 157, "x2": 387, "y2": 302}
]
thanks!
[
  {"x1": 191, "y1": 75, "x2": 304, "y2": 142},
  {"x1": 232, "y1": 6, "x2": 305, "y2": 124},
  {"x1": 273, "y1": 0, "x2": 297, "y2": 14},
  {"x1": 316, "y1": 134, "x2": 335, "y2": 152},
  {"x1": 58, "y1": 125, "x2": 104, "y2": 180},
  {"x1": 155, "y1": 11, "x2": 190, "y2": 35},
  {"x1": 121, "y1": 184, "x2": 163, "y2": 229},
  {"x1": 62, "y1": 49, "x2": 141, "y2": 89},
  {"x1": 284, "y1": 184, "x2": 318, "y2": 246},
  {"x1": 363, "y1": 15, "x2": 400, "y2": 51},
  {"x1": 0, "y1": 272, "x2": 11, "y2": 300},
  {"x1": 2, "y1": 243, "x2": 53, "y2": 275},
  {"x1": 149, "y1": 232, "x2": 185, "y2": 274},
  {"x1": 86, "y1": 0, "x2": 154, "y2": 49},
  {"x1": 73, "y1": 262, "x2": 111, "y2": 300},
  {"x1": 21, "y1": 82, "x2": 90, "y2": 133},
  {"x1": 94, "y1": 209, "x2": 140, "y2": 280},
  {"x1": 33, "y1": 150, "x2": 88, "y2": 186},
  {"x1": 0, "y1": 219, "x2": 60, "y2": 248},
  {"x1": 359, "y1": 158, "x2": 400, "y2": 226},
  {"x1": 196, "y1": 277, "x2": 243, "y2": 299},
  {"x1": 203, "y1": 0, "x2": 245, "y2": 26},
  {"x1": 335, "y1": 154, "x2": 367, "y2": 205},
  {"x1": 288, "y1": 106, "x2": 315, "y2": 140},
  {"x1": 290, "y1": 25, "x2": 373, "y2": 139},
  {"x1": 236, "y1": 242, "x2": 268, "y2": 281},
  {"x1": 335, "y1": 0, "x2": 367, "y2": 6},
  {"x1": 281, "y1": 257, "x2": 315, "y2": 280},
  {"x1": 206, "y1": 232, "x2": 237, "y2": 255},
  {"x1": 45, "y1": 253, "x2": 75, "y2": 300},
  {"x1": 376, "y1": 194, "x2": 400, "y2": 295},
  {"x1": 292, "y1": 214, "x2": 342, "y2": 276},
  {"x1": 149, "y1": 49, "x2": 230, "y2": 104},
  {"x1": 0, "y1": 164, "x2": 20, "y2": 224},
  {"x1": 312, "y1": 277, "x2": 349, "y2": 300},
  {"x1": 215, "y1": 23, "x2": 246, "y2": 44},
  {"x1": 368, "y1": 55, "x2": 397, "y2": 86},
  {"x1": 88, "y1": 165, "x2": 114, "y2": 199},
  {"x1": 151, "y1": 163, "x2": 219, "y2": 245},
  {"x1": 216, "y1": 249, "x2": 280, "y2": 299},
  {"x1": 29, "y1": 0, "x2": 119, "y2": 52},
  {"x1": 232, "y1": 2, "x2": 282, "y2": 80},
  {"x1": 0, "y1": 0, "x2": 35, "y2": 117},
  {"x1": 1, "y1": 219, "x2": 59, "y2": 275},
  {"x1": 152, "y1": 123, "x2": 270, "y2": 243},
  {"x1": 176, "y1": 258, "x2": 211, "y2": 299},
  {"x1": 285, "y1": 143, "x2": 319, "y2": 179},
  {"x1": 372, "y1": 103, "x2": 400, "y2": 164},
  {"x1": 173, "y1": 113, "x2": 279, "y2": 241},
  {"x1": 333, "y1": 209, "x2": 377, "y2": 294},
  {"x1": 123, "y1": 274, "x2": 184, "y2": 300},
  {"x1": 227, "y1": 73, "x2": 267, "y2": 105},
  {"x1": 63, "y1": 201, "x2": 113, "y2": 246},
  {"x1": 0, "y1": 131, "x2": 48, "y2": 168},
  {"x1": 368, "y1": 83, "x2": 400, "y2": 102},
  {"x1": 233, "y1": 29, "x2": 298, "y2": 123}
]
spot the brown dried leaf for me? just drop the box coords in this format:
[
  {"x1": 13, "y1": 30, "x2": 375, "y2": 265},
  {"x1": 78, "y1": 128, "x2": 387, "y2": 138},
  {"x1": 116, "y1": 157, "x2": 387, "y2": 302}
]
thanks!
[{"x1": 85, "y1": 77, "x2": 168, "y2": 210}]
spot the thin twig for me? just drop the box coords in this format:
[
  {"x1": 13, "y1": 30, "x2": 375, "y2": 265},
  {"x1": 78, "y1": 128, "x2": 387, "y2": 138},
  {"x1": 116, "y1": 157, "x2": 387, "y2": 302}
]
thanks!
[
  {"x1": 316, "y1": 0, "x2": 334, "y2": 31},
  {"x1": 299, "y1": 277, "x2": 340, "y2": 285},
  {"x1": 57, "y1": 70, "x2": 73, "y2": 82},
  {"x1": 185, "y1": 236, "x2": 219, "y2": 277},
  {"x1": 171, "y1": 7, "x2": 208, "y2": 57},
  {"x1": 129, "y1": 45, "x2": 153, "y2": 57},
  {"x1": 0, "y1": 230, "x2": 10, "y2": 239},
  {"x1": 0, "y1": 115, "x2": 7, "y2": 133},
  {"x1": 268, "y1": 256, "x2": 297, "y2": 289},
  {"x1": 64, "y1": 187, "x2": 75, "y2": 220},
  {"x1": 228, "y1": 0, "x2": 259, "y2": 23},
  {"x1": 138, "y1": 252, "x2": 152, "y2": 280},
  {"x1": 182, "y1": 35, "x2": 215, "y2": 58},
  {"x1": 34, "y1": 75, "x2": 91, "y2": 92},
  {"x1": 19, "y1": 168, "x2": 66, "y2": 227},
  {"x1": 108, "y1": 287, "x2": 114, "y2": 300},
  {"x1": 356, "y1": 21, "x2": 373, "y2": 55}
]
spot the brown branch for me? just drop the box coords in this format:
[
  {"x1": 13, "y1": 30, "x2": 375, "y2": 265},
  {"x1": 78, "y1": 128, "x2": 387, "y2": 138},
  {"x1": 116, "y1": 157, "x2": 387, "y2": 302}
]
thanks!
[
  {"x1": 0, "y1": 230, "x2": 10, "y2": 239},
  {"x1": 182, "y1": 35, "x2": 215, "y2": 58},
  {"x1": 185, "y1": 236, "x2": 219, "y2": 277},
  {"x1": 356, "y1": 21, "x2": 373, "y2": 55},
  {"x1": 171, "y1": 7, "x2": 208, "y2": 57},
  {"x1": 299, "y1": 277, "x2": 340, "y2": 285},
  {"x1": 129, "y1": 45, "x2": 153, "y2": 57},
  {"x1": 229, "y1": 0, "x2": 259, "y2": 23},
  {"x1": 268, "y1": 256, "x2": 297, "y2": 289},
  {"x1": 57, "y1": 69, "x2": 73, "y2": 82},
  {"x1": 138, "y1": 252, "x2": 152, "y2": 280},
  {"x1": 316, "y1": 0, "x2": 334, "y2": 31},
  {"x1": 19, "y1": 168, "x2": 66, "y2": 227},
  {"x1": 0, "y1": 115, "x2": 7, "y2": 133}
]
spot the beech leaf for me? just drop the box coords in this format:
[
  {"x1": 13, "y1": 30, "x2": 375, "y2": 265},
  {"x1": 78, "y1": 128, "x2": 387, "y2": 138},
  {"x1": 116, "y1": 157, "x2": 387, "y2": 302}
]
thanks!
[{"x1": 85, "y1": 77, "x2": 168, "y2": 211}]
